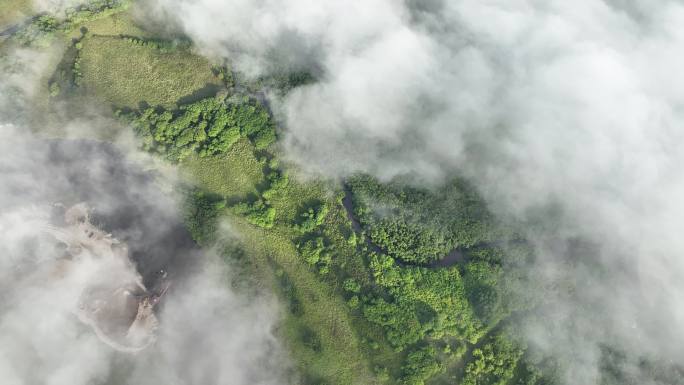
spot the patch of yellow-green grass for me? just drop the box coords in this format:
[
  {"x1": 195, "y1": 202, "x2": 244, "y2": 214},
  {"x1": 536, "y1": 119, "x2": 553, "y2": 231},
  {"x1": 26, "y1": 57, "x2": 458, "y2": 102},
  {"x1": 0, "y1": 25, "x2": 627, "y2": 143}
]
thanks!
[
  {"x1": 0, "y1": 0, "x2": 32, "y2": 29},
  {"x1": 181, "y1": 139, "x2": 383, "y2": 383},
  {"x1": 70, "y1": 11, "x2": 148, "y2": 38},
  {"x1": 79, "y1": 35, "x2": 222, "y2": 109},
  {"x1": 180, "y1": 138, "x2": 265, "y2": 199},
  {"x1": 227, "y1": 216, "x2": 382, "y2": 385}
]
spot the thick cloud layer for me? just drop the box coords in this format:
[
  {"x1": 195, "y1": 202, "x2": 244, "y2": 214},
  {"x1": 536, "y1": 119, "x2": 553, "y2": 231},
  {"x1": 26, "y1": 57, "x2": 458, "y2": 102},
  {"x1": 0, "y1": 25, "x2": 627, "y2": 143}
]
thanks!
[{"x1": 151, "y1": 0, "x2": 684, "y2": 382}]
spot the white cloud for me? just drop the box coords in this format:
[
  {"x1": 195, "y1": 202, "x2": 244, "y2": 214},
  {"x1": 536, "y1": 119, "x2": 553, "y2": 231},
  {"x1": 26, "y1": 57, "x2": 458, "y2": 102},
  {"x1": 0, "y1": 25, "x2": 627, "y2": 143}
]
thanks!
[{"x1": 150, "y1": 0, "x2": 684, "y2": 381}]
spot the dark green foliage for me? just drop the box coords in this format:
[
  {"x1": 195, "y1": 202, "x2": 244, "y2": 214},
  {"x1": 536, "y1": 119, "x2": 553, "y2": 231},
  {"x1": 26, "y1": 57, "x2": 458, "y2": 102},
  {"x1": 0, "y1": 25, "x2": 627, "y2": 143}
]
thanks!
[
  {"x1": 251, "y1": 124, "x2": 277, "y2": 149},
  {"x1": 512, "y1": 362, "x2": 544, "y2": 385},
  {"x1": 229, "y1": 97, "x2": 276, "y2": 149},
  {"x1": 245, "y1": 69, "x2": 317, "y2": 95},
  {"x1": 275, "y1": 268, "x2": 303, "y2": 316},
  {"x1": 462, "y1": 333, "x2": 523, "y2": 385},
  {"x1": 233, "y1": 199, "x2": 276, "y2": 228},
  {"x1": 270, "y1": 70, "x2": 316, "y2": 94},
  {"x1": 400, "y1": 346, "x2": 443, "y2": 385},
  {"x1": 363, "y1": 297, "x2": 425, "y2": 351},
  {"x1": 121, "y1": 96, "x2": 275, "y2": 161},
  {"x1": 298, "y1": 237, "x2": 325, "y2": 265},
  {"x1": 462, "y1": 261, "x2": 507, "y2": 327},
  {"x1": 211, "y1": 65, "x2": 234, "y2": 88},
  {"x1": 347, "y1": 174, "x2": 506, "y2": 264},
  {"x1": 342, "y1": 278, "x2": 361, "y2": 293},
  {"x1": 368, "y1": 219, "x2": 450, "y2": 263},
  {"x1": 301, "y1": 326, "x2": 323, "y2": 353},
  {"x1": 294, "y1": 202, "x2": 329, "y2": 233},
  {"x1": 12, "y1": 15, "x2": 60, "y2": 46},
  {"x1": 183, "y1": 189, "x2": 226, "y2": 244},
  {"x1": 72, "y1": 39, "x2": 84, "y2": 87},
  {"x1": 261, "y1": 169, "x2": 289, "y2": 199},
  {"x1": 119, "y1": 35, "x2": 189, "y2": 53},
  {"x1": 363, "y1": 253, "x2": 484, "y2": 350},
  {"x1": 347, "y1": 296, "x2": 360, "y2": 309},
  {"x1": 296, "y1": 236, "x2": 332, "y2": 274}
]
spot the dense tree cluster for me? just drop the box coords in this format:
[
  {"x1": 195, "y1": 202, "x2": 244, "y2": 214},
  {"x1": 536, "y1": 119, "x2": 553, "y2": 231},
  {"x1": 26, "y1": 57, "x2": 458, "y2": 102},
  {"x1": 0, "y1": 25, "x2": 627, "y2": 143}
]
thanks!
[
  {"x1": 293, "y1": 202, "x2": 329, "y2": 233},
  {"x1": 363, "y1": 253, "x2": 485, "y2": 350},
  {"x1": 462, "y1": 333, "x2": 523, "y2": 385},
  {"x1": 400, "y1": 346, "x2": 444, "y2": 385},
  {"x1": 347, "y1": 175, "x2": 507, "y2": 264},
  {"x1": 119, "y1": 35, "x2": 189, "y2": 53},
  {"x1": 121, "y1": 96, "x2": 276, "y2": 161},
  {"x1": 261, "y1": 168, "x2": 289, "y2": 199},
  {"x1": 243, "y1": 69, "x2": 317, "y2": 96},
  {"x1": 338, "y1": 174, "x2": 548, "y2": 384},
  {"x1": 72, "y1": 40, "x2": 84, "y2": 87},
  {"x1": 233, "y1": 199, "x2": 275, "y2": 229},
  {"x1": 183, "y1": 189, "x2": 226, "y2": 244},
  {"x1": 211, "y1": 65, "x2": 234, "y2": 88}
]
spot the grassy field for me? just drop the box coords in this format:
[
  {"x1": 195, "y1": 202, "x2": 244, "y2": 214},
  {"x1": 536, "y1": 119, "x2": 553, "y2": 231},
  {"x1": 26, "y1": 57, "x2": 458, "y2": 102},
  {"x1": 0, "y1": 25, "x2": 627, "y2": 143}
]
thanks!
[
  {"x1": 0, "y1": 0, "x2": 32, "y2": 29},
  {"x1": 181, "y1": 137, "x2": 386, "y2": 384},
  {"x1": 230, "y1": 217, "x2": 380, "y2": 385},
  {"x1": 180, "y1": 138, "x2": 265, "y2": 200},
  {"x1": 72, "y1": 11, "x2": 151, "y2": 38},
  {"x1": 79, "y1": 35, "x2": 222, "y2": 109}
]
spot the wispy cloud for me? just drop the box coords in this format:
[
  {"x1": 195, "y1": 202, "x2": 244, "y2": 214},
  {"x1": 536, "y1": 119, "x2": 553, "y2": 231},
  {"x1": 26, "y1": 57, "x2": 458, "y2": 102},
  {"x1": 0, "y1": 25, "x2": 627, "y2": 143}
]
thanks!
[
  {"x1": 0, "y1": 46, "x2": 288, "y2": 383},
  {"x1": 150, "y1": 0, "x2": 684, "y2": 381}
]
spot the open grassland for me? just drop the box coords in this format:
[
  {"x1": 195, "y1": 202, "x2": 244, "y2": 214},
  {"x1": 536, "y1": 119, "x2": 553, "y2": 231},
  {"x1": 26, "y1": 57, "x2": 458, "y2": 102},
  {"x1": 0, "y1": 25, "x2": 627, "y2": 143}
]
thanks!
[
  {"x1": 79, "y1": 35, "x2": 221, "y2": 109},
  {"x1": 0, "y1": 0, "x2": 32, "y2": 29},
  {"x1": 230, "y1": 218, "x2": 380, "y2": 385},
  {"x1": 72, "y1": 11, "x2": 149, "y2": 38},
  {"x1": 182, "y1": 135, "x2": 386, "y2": 384},
  {"x1": 180, "y1": 138, "x2": 265, "y2": 200}
]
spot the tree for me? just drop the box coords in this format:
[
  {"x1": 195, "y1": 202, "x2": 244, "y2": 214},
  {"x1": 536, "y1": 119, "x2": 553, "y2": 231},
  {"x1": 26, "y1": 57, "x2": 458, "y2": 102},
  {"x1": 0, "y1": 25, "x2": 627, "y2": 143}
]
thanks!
[
  {"x1": 462, "y1": 333, "x2": 523, "y2": 385},
  {"x1": 294, "y1": 202, "x2": 329, "y2": 233},
  {"x1": 233, "y1": 199, "x2": 276, "y2": 228},
  {"x1": 400, "y1": 346, "x2": 443, "y2": 385}
]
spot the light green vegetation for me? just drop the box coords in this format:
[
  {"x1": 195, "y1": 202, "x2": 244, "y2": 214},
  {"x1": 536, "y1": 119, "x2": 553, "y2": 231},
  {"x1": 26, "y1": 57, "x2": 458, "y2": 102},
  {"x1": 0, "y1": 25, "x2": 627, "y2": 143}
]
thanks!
[
  {"x1": 347, "y1": 175, "x2": 517, "y2": 264},
  {"x1": 0, "y1": 0, "x2": 32, "y2": 29},
  {"x1": 229, "y1": 217, "x2": 380, "y2": 385},
  {"x1": 10, "y1": 0, "x2": 132, "y2": 46},
  {"x1": 462, "y1": 332, "x2": 523, "y2": 385},
  {"x1": 181, "y1": 138, "x2": 265, "y2": 199},
  {"x1": 119, "y1": 96, "x2": 274, "y2": 160},
  {"x1": 79, "y1": 35, "x2": 221, "y2": 108},
  {"x1": 72, "y1": 11, "x2": 148, "y2": 37}
]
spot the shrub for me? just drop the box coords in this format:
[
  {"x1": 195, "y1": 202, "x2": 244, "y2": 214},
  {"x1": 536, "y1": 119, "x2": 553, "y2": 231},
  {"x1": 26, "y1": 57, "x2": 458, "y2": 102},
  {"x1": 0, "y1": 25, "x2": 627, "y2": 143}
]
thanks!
[
  {"x1": 343, "y1": 278, "x2": 361, "y2": 293},
  {"x1": 401, "y1": 346, "x2": 443, "y2": 385},
  {"x1": 297, "y1": 237, "x2": 326, "y2": 265},
  {"x1": 233, "y1": 199, "x2": 276, "y2": 229},
  {"x1": 294, "y1": 203, "x2": 329, "y2": 233}
]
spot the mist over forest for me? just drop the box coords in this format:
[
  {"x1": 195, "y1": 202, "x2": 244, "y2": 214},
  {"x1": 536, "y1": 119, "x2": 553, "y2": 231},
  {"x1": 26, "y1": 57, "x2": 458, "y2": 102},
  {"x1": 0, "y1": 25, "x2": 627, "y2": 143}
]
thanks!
[{"x1": 1, "y1": 1, "x2": 683, "y2": 385}]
